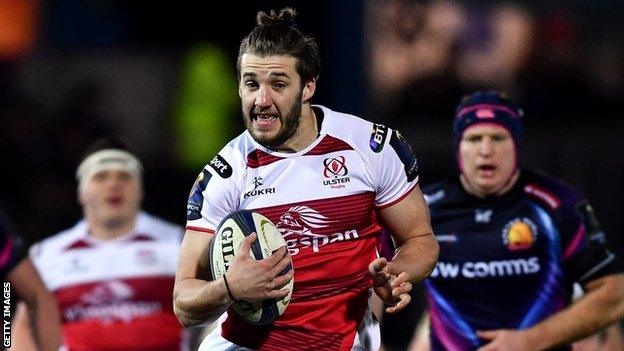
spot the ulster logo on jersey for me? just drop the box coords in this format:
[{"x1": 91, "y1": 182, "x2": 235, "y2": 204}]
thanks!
[
  {"x1": 502, "y1": 218, "x2": 537, "y2": 251},
  {"x1": 276, "y1": 206, "x2": 358, "y2": 255},
  {"x1": 322, "y1": 156, "x2": 351, "y2": 189}
]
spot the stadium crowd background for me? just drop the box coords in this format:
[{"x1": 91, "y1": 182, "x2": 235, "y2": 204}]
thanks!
[{"x1": 1, "y1": 0, "x2": 622, "y2": 345}]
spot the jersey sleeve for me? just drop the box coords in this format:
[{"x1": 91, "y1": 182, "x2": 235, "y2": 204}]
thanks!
[
  {"x1": 186, "y1": 152, "x2": 241, "y2": 234},
  {"x1": 561, "y1": 199, "x2": 621, "y2": 284},
  {"x1": 373, "y1": 128, "x2": 419, "y2": 208},
  {"x1": 0, "y1": 210, "x2": 27, "y2": 278}
]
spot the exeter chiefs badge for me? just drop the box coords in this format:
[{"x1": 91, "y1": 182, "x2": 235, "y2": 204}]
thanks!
[
  {"x1": 187, "y1": 169, "x2": 212, "y2": 220},
  {"x1": 502, "y1": 218, "x2": 537, "y2": 251}
]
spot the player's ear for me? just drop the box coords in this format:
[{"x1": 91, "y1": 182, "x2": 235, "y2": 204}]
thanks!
[
  {"x1": 77, "y1": 190, "x2": 85, "y2": 206},
  {"x1": 302, "y1": 78, "x2": 317, "y2": 103}
]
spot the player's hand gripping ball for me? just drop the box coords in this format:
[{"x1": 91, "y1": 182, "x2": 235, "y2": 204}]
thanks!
[{"x1": 209, "y1": 210, "x2": 293, "y2": 325}]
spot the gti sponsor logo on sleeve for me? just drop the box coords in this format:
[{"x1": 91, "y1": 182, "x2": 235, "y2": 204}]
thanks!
[{"x1": 3, "y1": 282, "x2": 10, "y2": 348}]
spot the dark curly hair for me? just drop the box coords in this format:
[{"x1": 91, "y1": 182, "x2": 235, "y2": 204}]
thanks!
[{"x1": 237, "y1": 7, "x2": 321, "y2": 85}]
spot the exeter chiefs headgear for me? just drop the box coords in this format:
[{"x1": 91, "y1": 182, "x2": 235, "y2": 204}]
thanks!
[{"x1": 453, "y1": 91, "x2": 524, "y2": 169}]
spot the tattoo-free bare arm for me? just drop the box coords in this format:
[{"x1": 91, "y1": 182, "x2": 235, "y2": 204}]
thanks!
[
  {"x1": 173, "y1": 229, "x2": 232, "y2": 327},
  {"x1": 378, "y1": 185, "x2": 439, "y2": 283},
  {"x1": 8, "y1": 258, "x2": 62, "y2": 351}
]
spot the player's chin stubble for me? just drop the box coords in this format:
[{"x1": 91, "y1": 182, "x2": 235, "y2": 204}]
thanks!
[{"x1": 245, "y1": 94, "x2": 303, "y2": 149}]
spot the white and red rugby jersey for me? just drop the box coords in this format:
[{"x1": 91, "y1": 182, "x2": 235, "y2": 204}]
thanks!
[
  {"x1": 30, "y1": 212, "x2": 186, "y2": 351},
  {"x1": 187, "y1": 105, "x2": 420, "y2": 351}
]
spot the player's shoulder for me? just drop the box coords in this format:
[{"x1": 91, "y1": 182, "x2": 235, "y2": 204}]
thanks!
[
  {"x1": 137, "y1": 212, "x2": 184, "y2": 242},
  {"x1": 521, "y1": 169, "x2": 586, "y2": 212},
  {"x1": 317, "y1": 105, "x2": 392, "y2": 155},
  {"x1": 31, "y1": 220, "x2": 88, "y2": 258},
  {"x1": 422, "y1": 177, "x2": 457, "y2": 207},
  {"x1": 201, "y1": 132, "x2": 254, "y2": 179}
]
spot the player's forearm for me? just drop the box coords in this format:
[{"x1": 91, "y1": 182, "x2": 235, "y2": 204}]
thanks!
[
  {"x1": 31, "y1": 291, "x2": 62, "y2": 351},
  {"x1": 173, "y1": 277, "x2": 232, "y2": 327},
  {"x1": 392, "y1": 233, "x2": 439, "y2": 283},
  {"x1": 11, "y1": 303, "x2": 38, "y2": 351},
  {"x1": 9, "y1": 259, "x2": 62, "y2": 351},
  {"x1": 523, "y1": 274, "x2": 624, "y2": 350}
]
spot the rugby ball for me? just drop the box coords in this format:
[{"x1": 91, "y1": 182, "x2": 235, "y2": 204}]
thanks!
[{"x1": 210, "y1": 210, "x2": 293, "y2": 325}]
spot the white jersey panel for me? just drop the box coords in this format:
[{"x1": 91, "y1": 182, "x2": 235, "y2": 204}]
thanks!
[
  {"x1": 31, "y1": 212, "x2": 183, "y2": 291},
  {"x1": 185, "y1": 105, "x2": 418, "y2": 350},
  {"x1": 317, "y1": 106, "x2": 419, "y2": 207},
  {"x1": 186, "y1": 105, "x2": 419, "y2": 232},
  {"x1": 186, "y1": 136, "x2": 251, "y2": 232}
]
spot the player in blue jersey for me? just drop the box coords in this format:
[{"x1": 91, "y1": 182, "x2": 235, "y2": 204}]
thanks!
[
  {"x1": 420, "y1": 91, "x2": 624, "y2": 350},
  {"x1": 0, "y1": 208, "x2": 61, "y2": 351}
]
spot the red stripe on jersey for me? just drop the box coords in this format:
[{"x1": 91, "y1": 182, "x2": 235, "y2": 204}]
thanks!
[
  {"x1": 54, "y1": 276, "x2": 182, "y2": 350},
  {"x1": 54, "y1": 276, "x2": 175, "y2": 323},
  {"x1": 247, "y1": 149, "x2": 284, "y2": 169},
  {"x1": 304, "y1": 134, "x2": 353, "y2": 155},
  {"x1": 131, "y1": 233, "x2": 155, "y2": 242},
  {"x1": 524, "y1": 183, "x2": 561, "y2": 210},
  {"x1": 376, "y1": 181, "x2": 418, "y2": 210},
  {"x1": 186, "y1": 226, "x2": 215, "y2": 234},
  {"x1": 64, "y1": 239, "x2": 92, "y2": 251},
  {"x1": 62, "y1": 314, "x2": 183, "y2": 351},
  {"x1": 223, "y1": 191, "x2": 380, "y2": 350},
  {"x1": 222, "y1": 287, "x2": 368, "y2": 350},
  {"x1": 255, "y1": 192, "x2": 376, "y2": 234},
  {"x1": 291, "y1": 270, "x2": 370, "y2": 301}
]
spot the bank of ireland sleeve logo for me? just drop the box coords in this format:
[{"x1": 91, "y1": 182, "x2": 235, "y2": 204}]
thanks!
[
  {"x1": 502, "y1": 218, "x2": 537, "y2": 251},
  {"x1": 187, "y1": 169, "x2": 212, "y2": 220},
  {"x1": 389, "y1": 130, "x2": 418, "y2": 182}
]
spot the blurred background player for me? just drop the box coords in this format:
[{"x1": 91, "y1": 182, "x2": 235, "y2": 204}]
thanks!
[
  {"x1": 419, "y1": 91, "x2": 624, "y2": 350},
  {"x1": 174, "y1": 7, "x2": 438, "y2": 351},
  {"x1": 0, "y1": 208, "x2": 61, "y2": 351},
  {"x1": 12, "y1": 138, "x2": 187, "y2": 351}
]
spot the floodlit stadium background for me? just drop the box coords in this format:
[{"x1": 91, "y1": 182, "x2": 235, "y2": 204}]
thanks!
[{"x1": 1, "y1": 0, "x2": 622, "y2": 346}]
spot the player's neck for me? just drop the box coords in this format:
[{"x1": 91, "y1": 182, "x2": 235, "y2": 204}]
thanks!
[
  {"x1": 273, "y1": 104, "x2": 318, "y2": 153},
  {"x1": 86, "y1": 214, "x2": 138, "y2": 241},
  {"x1": 460, "y1": 170, "x2": 520, "y2": 198}
]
